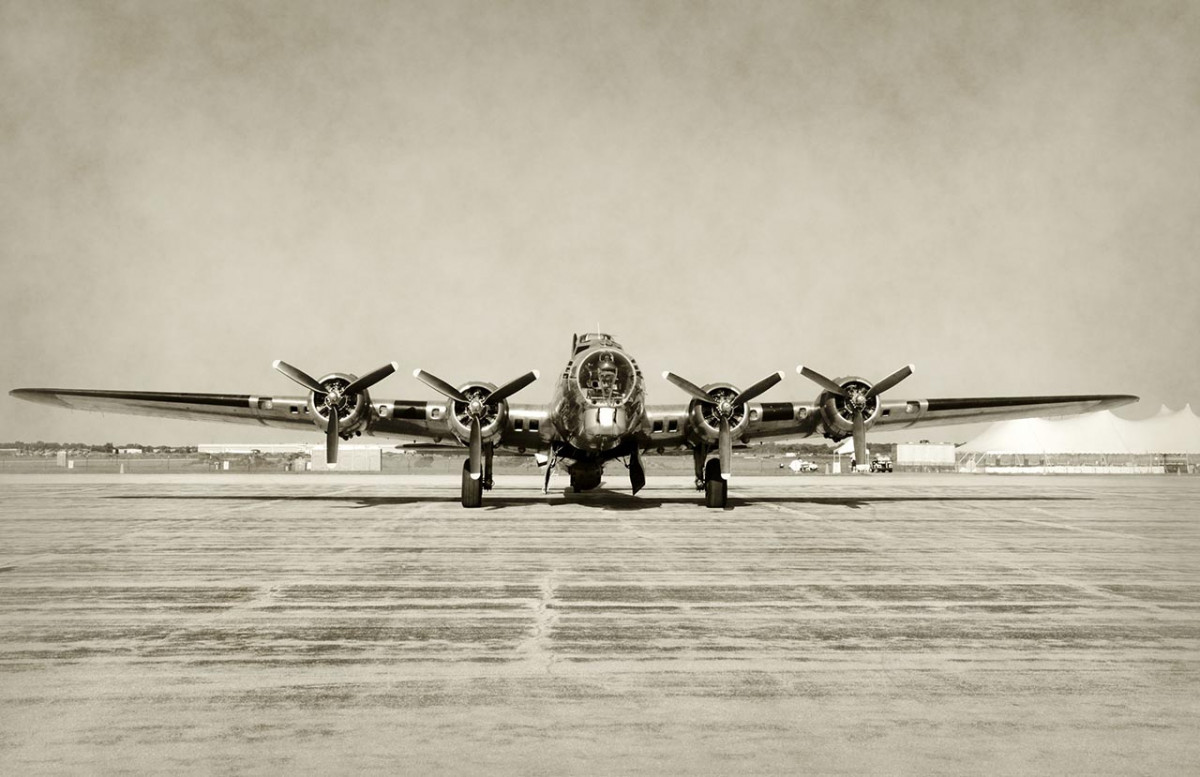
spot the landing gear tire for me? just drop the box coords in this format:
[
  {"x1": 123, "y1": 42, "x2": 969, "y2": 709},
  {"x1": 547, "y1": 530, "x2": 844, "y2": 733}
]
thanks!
[
  {"x1": 703, "y1": 458, "x2": 727, "y2": 509},
  {"x1": 461, "y1": 459, "x2": 482, "y2": 508}
]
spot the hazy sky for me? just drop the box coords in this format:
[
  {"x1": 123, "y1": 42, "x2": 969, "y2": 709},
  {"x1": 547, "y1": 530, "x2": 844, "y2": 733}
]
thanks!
[{"x1": 2, "y1": 1, "x2": 1198, "y2": 445}]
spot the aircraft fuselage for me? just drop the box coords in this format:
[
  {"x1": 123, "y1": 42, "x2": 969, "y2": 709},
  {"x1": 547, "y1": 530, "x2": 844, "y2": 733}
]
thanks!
[{"x1": 549, "y1": 333, "x2": 646, "y2": 455}]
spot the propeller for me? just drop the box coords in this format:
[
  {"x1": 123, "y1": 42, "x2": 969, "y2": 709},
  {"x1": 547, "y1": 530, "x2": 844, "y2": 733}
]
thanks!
[
  {"x1": 796, "y1": 363, "x2": 914, "y2": 468},
  {"x1": 663, "y1": 370, "x2": 784, "y2": 480},
  {"x1": 273, "y1": 360, "x2": 399, "y2": 467},
  {"x1": 413, "y1": 369, "x2": 539, "y2": 480}
]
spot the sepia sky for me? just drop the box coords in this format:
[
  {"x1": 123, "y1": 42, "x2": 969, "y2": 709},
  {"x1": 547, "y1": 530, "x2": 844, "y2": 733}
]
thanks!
[{"x1": 2, "y1": 0, "x2": 1198, "y2": 445}]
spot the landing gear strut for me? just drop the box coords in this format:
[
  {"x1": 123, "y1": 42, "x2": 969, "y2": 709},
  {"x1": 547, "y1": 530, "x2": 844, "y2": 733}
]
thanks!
[
  {"x1": 693, "y1": 445, "x2": 708, "y2": 492},
  {"x1": 542, "y1": 446, "x2": 558, "y2": 494}
]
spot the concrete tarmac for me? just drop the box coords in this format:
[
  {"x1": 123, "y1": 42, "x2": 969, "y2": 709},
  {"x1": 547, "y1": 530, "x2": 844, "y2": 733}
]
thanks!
[{"x1": 1, "y1": 474, "x2": 1198, "y2": 775}]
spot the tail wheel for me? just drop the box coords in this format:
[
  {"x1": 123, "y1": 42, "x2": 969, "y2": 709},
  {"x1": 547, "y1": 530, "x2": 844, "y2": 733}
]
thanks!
[
  {"x1": 703, "y1": 458, "x2": 727, "y2": 509},
  {"x1": 461, "y1": 459, "x2": 483, "y2": 508}
]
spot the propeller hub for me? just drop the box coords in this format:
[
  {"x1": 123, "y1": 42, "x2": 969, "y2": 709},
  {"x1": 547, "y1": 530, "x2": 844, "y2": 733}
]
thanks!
[{"x1": 468, "y1": 398, "x2": 485, "y2": 416}]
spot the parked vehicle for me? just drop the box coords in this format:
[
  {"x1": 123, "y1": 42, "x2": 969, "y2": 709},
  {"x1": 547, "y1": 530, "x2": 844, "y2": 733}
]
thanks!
[{"x1": 788, "y1": 458, "x2": 819, "y2": 473}]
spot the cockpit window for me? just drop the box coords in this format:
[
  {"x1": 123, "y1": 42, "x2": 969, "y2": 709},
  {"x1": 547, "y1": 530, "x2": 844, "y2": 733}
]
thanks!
[{"x1": 577, "y1": 350, "x2": 635, "y2": 404}]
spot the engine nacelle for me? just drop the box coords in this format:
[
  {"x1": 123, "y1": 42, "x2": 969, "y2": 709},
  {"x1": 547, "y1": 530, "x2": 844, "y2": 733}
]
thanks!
[
  {"x1": 307, "y1": 373, "x2": 373, "y2": 438},
  {"x1": 445, "y1": 382, "x2": 509, "y2": 445},
  {"x1": 688, "y1": 382, "x2": 751, "y2": 443},
  {"x1": 819, "y1": 376, "x2": 881, "y2": 435}
]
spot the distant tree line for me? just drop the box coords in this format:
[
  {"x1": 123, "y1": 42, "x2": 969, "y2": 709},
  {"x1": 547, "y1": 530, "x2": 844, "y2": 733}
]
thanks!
[
  {"x1": 1, "y1": 439, "x2": 833, "y2": 456},
  {"x1": 0, "y1": 441, "x2": 199, "y2": 454}
]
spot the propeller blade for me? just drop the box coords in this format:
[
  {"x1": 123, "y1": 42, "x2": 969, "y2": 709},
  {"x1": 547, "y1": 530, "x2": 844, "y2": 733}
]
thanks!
[
  {"x1": 866, "y1": 364, "x2": 915, "y2": 398},
  {"x1": 796, "y1": 366, "x2": 846, "y2": 396},
  {"x1": 413, "y1": 369, "x2": 469, "y2": 403},
  {"x1": 485, "y1": 370, "x2": 540, "y2": 404},
  {"x1": 734, "y1": 371, "x2": 785, "y2": 406},
  {"x1": 325, "y1": 407, "x2": 339, "y2": 467},
  {"x1": 273, "y1": 360, "x2": 325, "y2": 394},
  {"x1": 851, "y1": 408, "x2": 867, "y2": 469},
  {"x1": 344, "y1": 362, "x2": 400, "y2": 395},
  {"x1": 719, "y1": 416, "x2": 732, "y2": 481},
  {"x1": 468, "y1": 416, "x2": 482, "y2": 481},
  {"x1": 663, "y1": 372, "x2": 717, "y2": 404}
]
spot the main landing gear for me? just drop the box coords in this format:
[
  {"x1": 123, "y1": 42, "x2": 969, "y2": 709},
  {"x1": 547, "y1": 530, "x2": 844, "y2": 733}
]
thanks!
[
  {"x1": 694, "y1": 446, "x2": 728, "y2": 509},
  {"x1": 703, "y1": 458, "x2": 728, "y2": 509},
  {"x1": 461, "y1": 460, "x2": 482, "y2": 508},
  {"x1": 460, "y1": 444, "x2": 494, "y2": 508}
]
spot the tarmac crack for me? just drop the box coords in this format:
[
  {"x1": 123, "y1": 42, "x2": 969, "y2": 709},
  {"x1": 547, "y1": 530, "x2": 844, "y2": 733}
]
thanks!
[{"x1": 517, "y1": 571, "x2": 560, "y2": 674}]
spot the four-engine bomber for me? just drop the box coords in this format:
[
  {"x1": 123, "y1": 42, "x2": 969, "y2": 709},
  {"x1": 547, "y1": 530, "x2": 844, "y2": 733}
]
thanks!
[{"x1": 10, "y1": 331, "x2": 1138, "y2": 509}]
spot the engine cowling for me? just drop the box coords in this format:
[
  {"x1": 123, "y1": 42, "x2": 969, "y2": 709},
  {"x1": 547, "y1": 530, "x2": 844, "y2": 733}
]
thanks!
[
  {"x1": 818, "y1": 376, "x2": 881, "y2": 436},
  {"x1": 445, "y1": 382, "x2": 509, "y2": 445},
  {"x1": 688, "y1": 382, "x2": 752, "y2": 443},
  {"x1": 306, "y1": 373, "x2": 373, "y2": 438}
]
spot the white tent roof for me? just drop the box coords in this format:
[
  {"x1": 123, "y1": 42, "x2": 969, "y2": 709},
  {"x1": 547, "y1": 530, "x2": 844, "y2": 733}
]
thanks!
[{"x1": 958, "y1": 406, "x2": 1200, "y2": 455}]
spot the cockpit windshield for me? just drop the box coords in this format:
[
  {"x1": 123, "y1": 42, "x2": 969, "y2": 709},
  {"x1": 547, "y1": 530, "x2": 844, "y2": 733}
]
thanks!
[{"x1": 577, "y1": 349, "x2": 635, "y2": 404}]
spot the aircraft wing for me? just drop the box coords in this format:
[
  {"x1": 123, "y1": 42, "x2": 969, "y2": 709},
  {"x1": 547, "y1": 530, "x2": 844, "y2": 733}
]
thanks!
[
  {"x1": 8, "y1": 388, "x2": 448, "y2": 439},
  {"x1": 10, "y1": 387, "x2": 1139, "y2": 447},
  {"x1": 872, "y1": 394, "x2": 1140, "y2": 430},
  {"x1": 736, "y1": 392, "x2": 1137, "y2": 441}
]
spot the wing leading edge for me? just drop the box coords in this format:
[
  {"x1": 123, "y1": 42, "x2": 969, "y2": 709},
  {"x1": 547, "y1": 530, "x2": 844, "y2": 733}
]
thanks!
[
  {"x1": 8, "y1": 387, "x2": 448, "y2": 440},
  {"x1": 875, "y1": 394, "x2": 1139, "y2": 431},
  {"x1": 729, "y1": 393, "x2": 1138, "y2": 442},
  {"x1": 9, "y1": 388, "x2": 313, "y2": 430}
]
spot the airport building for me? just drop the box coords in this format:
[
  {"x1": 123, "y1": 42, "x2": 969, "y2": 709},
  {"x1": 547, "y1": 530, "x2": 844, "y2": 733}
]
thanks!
[
  {"x1": 196, "y1": 444, "x2": 311, "y2": 455},
  {"x1": 196, "y1": 443, "x2": 384, "y2": 472}
]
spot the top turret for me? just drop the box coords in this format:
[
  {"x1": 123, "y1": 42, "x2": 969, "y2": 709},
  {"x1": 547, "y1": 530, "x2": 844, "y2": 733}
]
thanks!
[{"x1": 572, "y1": 332, "x2": 621, "y2": 354}]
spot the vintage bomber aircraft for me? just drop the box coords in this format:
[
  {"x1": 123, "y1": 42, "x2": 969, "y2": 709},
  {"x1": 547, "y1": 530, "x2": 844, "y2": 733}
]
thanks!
[{"x1": 11, "y1": 332, "x2": 1136, "y2": 508}]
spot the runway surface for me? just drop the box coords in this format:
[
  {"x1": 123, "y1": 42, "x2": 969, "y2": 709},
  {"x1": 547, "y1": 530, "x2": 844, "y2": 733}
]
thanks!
[{"x1": 1, "y1": 474, "x2": 1198, "y2": 775}]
